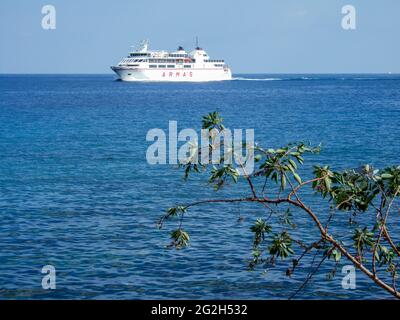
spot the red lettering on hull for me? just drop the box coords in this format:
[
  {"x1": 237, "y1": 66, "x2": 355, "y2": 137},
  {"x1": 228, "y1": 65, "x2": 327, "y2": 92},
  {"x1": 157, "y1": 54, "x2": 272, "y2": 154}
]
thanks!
[{"x1": 160, "y1": 71, "x2": 194, "y2": 78}]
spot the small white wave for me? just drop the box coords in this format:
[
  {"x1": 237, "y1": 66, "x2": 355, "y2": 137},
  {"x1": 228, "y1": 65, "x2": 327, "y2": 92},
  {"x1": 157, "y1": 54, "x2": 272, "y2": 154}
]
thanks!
[
  {"x1": 353, "y1": 77, "x2": 380, "y2": 80},
  {"x1": 232, "y1": 77, "x2": 282, "y2": 81}
]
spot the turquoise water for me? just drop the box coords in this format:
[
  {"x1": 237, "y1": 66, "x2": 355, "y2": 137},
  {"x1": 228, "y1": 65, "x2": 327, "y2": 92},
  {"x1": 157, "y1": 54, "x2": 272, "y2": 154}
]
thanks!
[{"x1": 0, "y1": 74, "x2": 399, "y2": 299}]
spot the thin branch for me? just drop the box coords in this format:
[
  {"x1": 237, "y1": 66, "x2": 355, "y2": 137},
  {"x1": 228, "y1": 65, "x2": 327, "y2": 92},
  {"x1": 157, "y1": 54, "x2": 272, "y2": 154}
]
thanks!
[
  {"x1": 372, "y1": 188, "x2": 400, "y2": 274},
  {"x1": 288, "y1": 252, "x2": 327, "y2": 300}
]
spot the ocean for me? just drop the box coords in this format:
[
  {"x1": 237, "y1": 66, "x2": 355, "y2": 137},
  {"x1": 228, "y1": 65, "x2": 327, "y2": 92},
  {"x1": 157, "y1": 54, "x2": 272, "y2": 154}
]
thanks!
[{"x1": 0, "y1": 74, "x2": 399, "y2": 299}]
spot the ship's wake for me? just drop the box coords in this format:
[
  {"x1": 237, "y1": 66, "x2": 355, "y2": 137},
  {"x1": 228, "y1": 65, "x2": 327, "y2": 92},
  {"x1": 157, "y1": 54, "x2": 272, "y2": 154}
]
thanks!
[
  {"x1": 232, "y1": 76, "x2": 399, "y2": 81},
  {"x1": 232, "y1": 77, "x2": 282, "y2": 81}
]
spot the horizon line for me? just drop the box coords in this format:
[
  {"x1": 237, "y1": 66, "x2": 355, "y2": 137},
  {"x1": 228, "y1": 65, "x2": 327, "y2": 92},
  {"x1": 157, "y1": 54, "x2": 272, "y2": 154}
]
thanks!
[{"x1": 1, "y1": 72, "x2": 399, "y2": 76}]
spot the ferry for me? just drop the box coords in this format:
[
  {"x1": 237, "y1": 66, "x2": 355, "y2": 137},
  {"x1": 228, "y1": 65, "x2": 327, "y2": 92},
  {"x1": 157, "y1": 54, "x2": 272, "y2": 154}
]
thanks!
[{"x1": 111, "y1": 40, "x2": 232, "y2": 82}]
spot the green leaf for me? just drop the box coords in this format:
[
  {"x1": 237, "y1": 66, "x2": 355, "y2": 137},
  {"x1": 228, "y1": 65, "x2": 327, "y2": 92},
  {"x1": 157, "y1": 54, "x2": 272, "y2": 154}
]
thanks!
[
  {"x1": 269, "y1": 232, "x2": 294, "y2": 259},
  {"x1": 288, "y1": 159, "x2": 297, "y2": 170},
  {"x1": 281, "y1": 174, "x2": 286, "y2": 190},
  {"x1": 254, "y1": 154, "x2": 262, "y2": 162},
  {"x1": 170, "y1": 229, "x2": 190, "y2": 249},
  {"x1": 293, "y1": 172, "x2": 302, "y2": 184},
  {"x1": 324, "y1": 177, "x2": 331, "y2": 191}
]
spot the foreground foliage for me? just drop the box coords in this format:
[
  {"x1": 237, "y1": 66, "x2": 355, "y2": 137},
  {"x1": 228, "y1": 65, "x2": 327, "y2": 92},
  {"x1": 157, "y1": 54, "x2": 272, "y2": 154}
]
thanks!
[{"x1": 158, "y1": 112, "x2": 400, "y2": 299}]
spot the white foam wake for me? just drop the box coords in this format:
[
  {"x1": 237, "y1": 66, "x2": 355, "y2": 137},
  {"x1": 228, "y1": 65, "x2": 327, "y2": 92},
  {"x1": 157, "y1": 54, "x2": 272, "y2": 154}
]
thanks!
[{"x1": 232, "y1": 77, "x2": 282, "y2": 81}]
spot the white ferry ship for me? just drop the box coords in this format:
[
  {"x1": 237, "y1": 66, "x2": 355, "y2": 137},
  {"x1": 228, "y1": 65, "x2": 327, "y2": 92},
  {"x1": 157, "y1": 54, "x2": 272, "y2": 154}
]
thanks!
[{"x1": 111, "y1": 40, "x2": 232, "y2": 82}]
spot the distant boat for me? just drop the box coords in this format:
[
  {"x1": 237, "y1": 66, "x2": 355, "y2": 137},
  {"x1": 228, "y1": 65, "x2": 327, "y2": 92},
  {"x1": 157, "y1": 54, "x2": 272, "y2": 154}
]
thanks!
[{"x1": 111, "y1": 40, "x2": 232, "y2": 82}]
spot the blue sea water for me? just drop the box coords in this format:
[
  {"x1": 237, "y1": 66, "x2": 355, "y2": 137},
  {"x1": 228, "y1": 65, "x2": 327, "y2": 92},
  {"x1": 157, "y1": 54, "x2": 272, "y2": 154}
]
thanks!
[{"x1": 0, "y1": 74, "x2": 399, "y2": 300}]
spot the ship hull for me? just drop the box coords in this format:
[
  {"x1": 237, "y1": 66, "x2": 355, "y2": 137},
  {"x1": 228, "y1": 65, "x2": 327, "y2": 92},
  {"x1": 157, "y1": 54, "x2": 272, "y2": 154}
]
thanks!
[{"x1": 111, "y1": 67, "x2": 232, "y2": 82}]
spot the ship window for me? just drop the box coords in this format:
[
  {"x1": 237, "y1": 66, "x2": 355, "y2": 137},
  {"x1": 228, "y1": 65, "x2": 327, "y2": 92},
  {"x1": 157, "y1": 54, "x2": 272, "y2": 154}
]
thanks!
[
  {"x1": 167, "y1": 65, "x2": 175, "y2": 68},
  {"x1": 130, "y1": 53, "x2": 148, "y2": 57},
  {"x1": 184, "y1": 65, "x2": 191, "y2": 68},
  {"x1": 158, "y1": 65, "x2": 166, "y2": 68},
  {"x1": 149, "y1": 65, "x2": 157, "y2": 68}
]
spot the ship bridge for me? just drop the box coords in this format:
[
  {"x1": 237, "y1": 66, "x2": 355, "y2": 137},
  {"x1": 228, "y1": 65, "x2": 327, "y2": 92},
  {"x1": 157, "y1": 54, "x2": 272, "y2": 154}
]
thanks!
[{"x1": 189, "y1": 47, "x2": 209, "y2": 63}]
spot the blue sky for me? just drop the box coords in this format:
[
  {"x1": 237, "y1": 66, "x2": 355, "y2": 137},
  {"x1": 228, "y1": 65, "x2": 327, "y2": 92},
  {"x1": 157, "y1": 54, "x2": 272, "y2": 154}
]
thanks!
[{"x1": 0, "y1": 0, "x2": 399, "y2": 73}]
